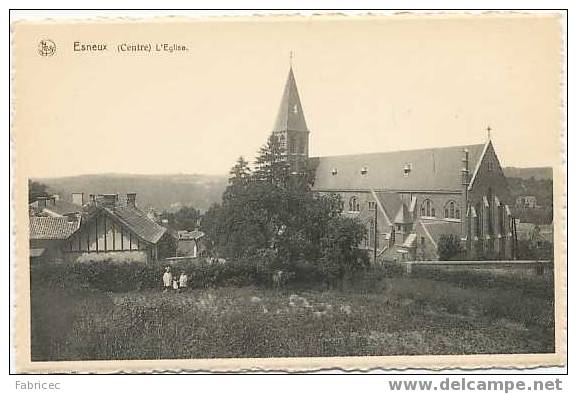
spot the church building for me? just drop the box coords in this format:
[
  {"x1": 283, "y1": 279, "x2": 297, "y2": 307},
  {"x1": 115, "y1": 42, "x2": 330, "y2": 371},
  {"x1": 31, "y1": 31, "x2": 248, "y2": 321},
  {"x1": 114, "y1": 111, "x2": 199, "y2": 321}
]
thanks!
[{"x1": 268, "y1": 66, "x2": 517, "y2": 262}]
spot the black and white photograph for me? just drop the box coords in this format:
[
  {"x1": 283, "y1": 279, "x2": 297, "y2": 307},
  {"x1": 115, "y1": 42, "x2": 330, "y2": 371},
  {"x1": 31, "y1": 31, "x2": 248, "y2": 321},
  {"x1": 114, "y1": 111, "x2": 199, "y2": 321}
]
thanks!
[{"x1": 11, "y1": 11, "x2": 565, "y2": 372}]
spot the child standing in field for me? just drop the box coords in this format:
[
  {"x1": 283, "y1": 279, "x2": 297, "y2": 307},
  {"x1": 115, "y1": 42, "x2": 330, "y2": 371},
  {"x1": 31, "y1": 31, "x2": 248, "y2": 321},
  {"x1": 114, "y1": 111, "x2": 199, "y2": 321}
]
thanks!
[
  {"x1": 172, "y1": 276, "x2": 179, "y2": 291},
  {"x1": 162, "y1": 267, "x2": 172, "y2": 292},
  {"x1": 179, "y1": 271, "x2": 188, "y2": 291}
]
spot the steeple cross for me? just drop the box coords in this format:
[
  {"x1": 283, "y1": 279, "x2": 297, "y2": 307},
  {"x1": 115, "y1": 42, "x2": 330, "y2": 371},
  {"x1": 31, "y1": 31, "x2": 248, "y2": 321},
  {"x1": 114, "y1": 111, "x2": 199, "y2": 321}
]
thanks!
[
  {"x1": 486, "y1": 125, "x2": 492, "y2": 141},
  {"x1": 289, "y1": 51, "x2": 294, "y2": 68}
]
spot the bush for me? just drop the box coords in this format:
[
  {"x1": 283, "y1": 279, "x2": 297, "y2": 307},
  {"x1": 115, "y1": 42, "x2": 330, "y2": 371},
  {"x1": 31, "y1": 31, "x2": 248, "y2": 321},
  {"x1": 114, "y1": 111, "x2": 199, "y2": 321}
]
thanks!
[
  {"x1": 437, "y1": 234, "x2": 463, "y2": 261},
  {"x1": 31, "y1": 253, "x2": 284, "y2": 292}
]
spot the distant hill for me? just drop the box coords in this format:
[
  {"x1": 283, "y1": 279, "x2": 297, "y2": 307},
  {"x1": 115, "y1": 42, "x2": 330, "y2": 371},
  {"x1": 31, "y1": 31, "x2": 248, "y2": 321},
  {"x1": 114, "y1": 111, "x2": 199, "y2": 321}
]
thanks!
[
  {"x1": 34, "y1": 167, "x2": 554, "y2": 215},
  {"x1": 503, "y1": 167, "x2": 553, "y2": 181},
  {"x1": 33, "y1": 173, "x2": 228, "y2": 212}
]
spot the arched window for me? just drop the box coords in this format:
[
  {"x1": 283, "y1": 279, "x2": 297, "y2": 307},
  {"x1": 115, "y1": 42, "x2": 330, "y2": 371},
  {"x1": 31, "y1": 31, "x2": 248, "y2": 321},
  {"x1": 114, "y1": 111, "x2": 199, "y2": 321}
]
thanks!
[
  {"x1": 349, "y1": 196, "x2": 360, "y2": 212},
  {"x1": 420, "y1": 199, "x2": 435, "y2": 217},
  {"x1": 444, "y1": 200, "x2": 460, "y2": 219}
]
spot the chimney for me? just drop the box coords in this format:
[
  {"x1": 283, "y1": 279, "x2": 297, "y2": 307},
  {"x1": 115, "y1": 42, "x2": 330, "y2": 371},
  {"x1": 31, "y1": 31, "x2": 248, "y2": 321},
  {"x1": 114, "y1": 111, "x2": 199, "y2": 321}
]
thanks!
[
  {"x1": 37, "y1": 197, "x2": 47, "y2": 209},
  {"x1": 461, "y1": 149, "x2": 470, "y2": 186},
  {"x1": 101, "y1": 194, "x2": 118, "y2": 207},
  {"x1": 126, "y1": 193, "x2": 137, "y2": 208},
  {"x1": 72, "y1": 192, "x2": 84, "y2": 206}
]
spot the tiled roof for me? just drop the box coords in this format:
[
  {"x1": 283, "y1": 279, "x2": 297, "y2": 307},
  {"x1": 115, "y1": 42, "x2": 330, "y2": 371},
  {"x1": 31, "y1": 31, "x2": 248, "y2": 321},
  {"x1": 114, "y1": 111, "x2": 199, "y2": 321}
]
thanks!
[
  {"x1": 29, "y1": 216, "x2": 80, "y2": 240},
  {"x1": 312, "y1": 143, "x2": 486, "y2": 192},
  {"x1": 273, "y1": 67, "x2": 309, "y2": 133},
  {"x1": 104, "y1": 205, "x2": 166, "y2": 244}
]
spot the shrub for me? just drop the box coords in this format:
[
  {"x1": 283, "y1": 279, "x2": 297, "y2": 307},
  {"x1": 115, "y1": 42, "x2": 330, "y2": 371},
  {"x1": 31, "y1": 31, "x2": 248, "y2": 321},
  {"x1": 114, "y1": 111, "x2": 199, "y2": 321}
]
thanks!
[{"x1": 437, "y1": 234, "x2": 463, "y2": 261}]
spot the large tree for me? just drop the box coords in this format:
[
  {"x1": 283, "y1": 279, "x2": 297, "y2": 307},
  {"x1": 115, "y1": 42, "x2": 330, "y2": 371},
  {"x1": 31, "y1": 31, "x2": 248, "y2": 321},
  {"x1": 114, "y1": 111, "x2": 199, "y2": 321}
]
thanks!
[
  {"x1": 201, "y1": 134, "x2": 368, "y2": 270},
  {"x1": 160, "y1": 206, "x2": 201, "y2": 232},
  {"x1": 28, "y1": 180, "x2": 50, "y2": 203}
]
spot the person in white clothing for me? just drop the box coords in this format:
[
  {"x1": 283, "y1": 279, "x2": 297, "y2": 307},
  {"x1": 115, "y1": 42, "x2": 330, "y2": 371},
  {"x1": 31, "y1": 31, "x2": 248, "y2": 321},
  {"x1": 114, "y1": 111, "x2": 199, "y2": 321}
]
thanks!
[
  {"x1": 172, "y1": 277, "x2": 179, "y2": 291},
  {"x1": 179, "y1": 271, "x2": 188, "y2": 291},
  {"x1": 162, "y1": 267, "x2": 172, "y2": 292}
]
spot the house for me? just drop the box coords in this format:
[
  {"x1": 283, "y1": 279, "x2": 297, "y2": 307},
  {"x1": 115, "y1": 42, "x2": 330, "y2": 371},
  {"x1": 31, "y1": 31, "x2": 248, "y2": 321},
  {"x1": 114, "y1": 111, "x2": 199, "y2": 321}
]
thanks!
[
  {"x1": 176, "y1": 230, "x2": 205, "y2": 258},
  {"x1": 30, "y1": 193, "x2": 168, "y2": 264},
  {"x1": 516, "y1": 195, "x2": 539, "y2": 209},
  {"x1": 29, "y1": 215, "x2": 81, "y2": 264},
  {"x1": 267, "y1": 66, "x2": 517, "y2": 261},
  {"x1": 29, "y1": 195, "x2": 83, "y2": 217}
]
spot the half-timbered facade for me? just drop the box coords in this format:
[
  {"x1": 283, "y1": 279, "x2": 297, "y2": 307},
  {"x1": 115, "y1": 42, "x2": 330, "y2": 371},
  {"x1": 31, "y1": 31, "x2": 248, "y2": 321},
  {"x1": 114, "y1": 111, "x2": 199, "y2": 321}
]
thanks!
[
  {"x1": 63, "y1": 197, "x2": 167, "y2": 263},
  {"x1": 29, "y1": 193, "x2": 168, "y2": 264}
]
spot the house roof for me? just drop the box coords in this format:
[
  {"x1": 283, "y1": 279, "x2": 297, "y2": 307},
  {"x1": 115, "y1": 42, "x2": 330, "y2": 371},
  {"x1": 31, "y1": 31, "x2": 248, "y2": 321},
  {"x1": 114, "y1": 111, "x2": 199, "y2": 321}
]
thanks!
[
  {"x1": 394, "y1": 203, "x2": 412, "y2": 224},
  {"x1": 419, "y1": 220, "x2": 462, "y2": 248},
  {"x1": 177, "y1": 230, "x2": 204, "y2": 240},
  {"x1": 30, "y1": 199, "x2": 83, "y2": 216},
  {"x1": 102, "y1": 205, "x2": 167, "y2": 244},
  {"x1": 311, "y1": 143, "x2": 486, "y2": 192},
  {"x1": 272, "y1": 67, "x2": 309, "y2": 133},
  {"x1": 373, "y1": 191, "x2": 403, "y2": 226},
  {"x1": 29, "y1": 216, "x2": 80, "y2": 240}
]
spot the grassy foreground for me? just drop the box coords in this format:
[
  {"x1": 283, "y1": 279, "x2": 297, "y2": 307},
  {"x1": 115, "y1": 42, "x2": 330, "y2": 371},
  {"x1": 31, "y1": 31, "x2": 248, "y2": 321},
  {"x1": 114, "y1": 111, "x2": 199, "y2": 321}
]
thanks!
[{"x1": 31, "y1": 267, "x2": 555, "y2": 361}]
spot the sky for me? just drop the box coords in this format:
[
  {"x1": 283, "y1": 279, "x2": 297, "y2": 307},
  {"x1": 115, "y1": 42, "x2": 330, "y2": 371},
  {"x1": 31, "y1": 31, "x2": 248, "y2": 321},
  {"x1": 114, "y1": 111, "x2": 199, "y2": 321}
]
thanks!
[{"x1": 14, "y1": 14, "x2": 563, "y2": 178}]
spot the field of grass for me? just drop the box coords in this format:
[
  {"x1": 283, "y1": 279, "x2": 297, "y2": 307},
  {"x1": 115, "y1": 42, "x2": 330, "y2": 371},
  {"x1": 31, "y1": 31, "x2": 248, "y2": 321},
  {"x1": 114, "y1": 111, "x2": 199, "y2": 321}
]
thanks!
[{"x1": 31, "y1": 266, "x2": 555, "y2": 361}]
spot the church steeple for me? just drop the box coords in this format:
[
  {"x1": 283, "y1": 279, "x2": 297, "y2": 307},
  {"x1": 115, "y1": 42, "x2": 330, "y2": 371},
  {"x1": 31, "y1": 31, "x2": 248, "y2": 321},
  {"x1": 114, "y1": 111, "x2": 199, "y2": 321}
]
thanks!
[
  {"x1": 273, "y1": 66, "x2": 309, "y2": 134},
  {"x1": 272, "y1": 64, "x2": 310, "y2": 173}
]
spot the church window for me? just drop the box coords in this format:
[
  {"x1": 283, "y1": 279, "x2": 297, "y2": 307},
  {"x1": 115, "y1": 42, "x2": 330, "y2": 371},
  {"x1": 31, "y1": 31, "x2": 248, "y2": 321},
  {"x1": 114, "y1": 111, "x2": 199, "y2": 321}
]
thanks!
[
  {"x1": 421, "y1": 199, "x2": 435, "y2": 217},
  {"x1": 476, "y1": 202, "x2": 483, "y2": 237},
  {"x1": 488, "y1": 161, "x2": 494, "y2": 172},
  {"x1": 349, "y1": 196, "x2": 360, "y2": 212},
  {"x1": 288, "y1": 135, "x2": 296, "y2": 154},
  {"x1": 331, "y1": 168, "x2": 338, "y2": 176},
  {"x1": 361, "y1": 166, "x2": 368, "y2": 175},
  {"x1": 443, "y1": 200, "x2": 460, "y2": 219},
  {"x1": 487, "y1": 188, "x2": 494, "y2": 235}
]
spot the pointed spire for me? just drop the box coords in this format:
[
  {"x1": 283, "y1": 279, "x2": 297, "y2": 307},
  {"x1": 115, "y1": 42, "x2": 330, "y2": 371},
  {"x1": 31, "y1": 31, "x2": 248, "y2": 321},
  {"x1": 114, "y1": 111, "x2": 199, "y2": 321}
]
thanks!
[{"x1": 273, "y1": 66, "x2": 309, "y2": 133}]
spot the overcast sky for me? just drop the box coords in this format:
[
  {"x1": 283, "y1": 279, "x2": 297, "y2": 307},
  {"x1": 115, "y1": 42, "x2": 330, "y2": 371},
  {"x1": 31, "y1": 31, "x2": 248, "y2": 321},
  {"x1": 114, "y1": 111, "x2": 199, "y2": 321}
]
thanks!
[{"x1": 14, "y1": 14, "x2": 562, "y2": 178}]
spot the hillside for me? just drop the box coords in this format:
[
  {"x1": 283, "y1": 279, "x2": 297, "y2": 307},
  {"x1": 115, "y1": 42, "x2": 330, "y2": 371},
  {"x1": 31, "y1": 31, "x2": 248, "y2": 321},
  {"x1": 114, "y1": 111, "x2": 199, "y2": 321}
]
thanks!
[
  {"x1": 34, "y1": 166, "x2": 554, "y2": 215},
  {"x1": 34, "y1": 173, "x2": 228, "y2": 212},
  {"x1": 502, "y1": 167, "x2": 553, "y2": 181}
]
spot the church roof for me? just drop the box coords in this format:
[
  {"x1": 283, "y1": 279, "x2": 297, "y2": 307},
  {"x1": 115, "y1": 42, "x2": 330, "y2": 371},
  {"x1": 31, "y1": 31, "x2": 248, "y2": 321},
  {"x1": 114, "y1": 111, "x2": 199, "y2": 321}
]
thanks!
[
  {"x1": 311, "y1": 143, "x2": 486, "y2": 192},
  {"x1": 420, "y1": 220, "x2": 462, "y2": 248},
  {"x1": 273, "y1": 67, "x2": 309, "y2": 133},
  {"x1": 372, "y1": 191, "x2": 403, "y2": 226},
  {"x1": 394, "y1": 203, "x2": 412, "y2": 224}
]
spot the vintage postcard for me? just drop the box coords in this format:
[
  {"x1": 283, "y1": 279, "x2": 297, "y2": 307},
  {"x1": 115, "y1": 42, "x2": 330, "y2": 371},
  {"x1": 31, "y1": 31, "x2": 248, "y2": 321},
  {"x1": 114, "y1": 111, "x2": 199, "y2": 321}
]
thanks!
[{"x1": 11, "y1": 12, "x2": 566, "y2": 373}]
